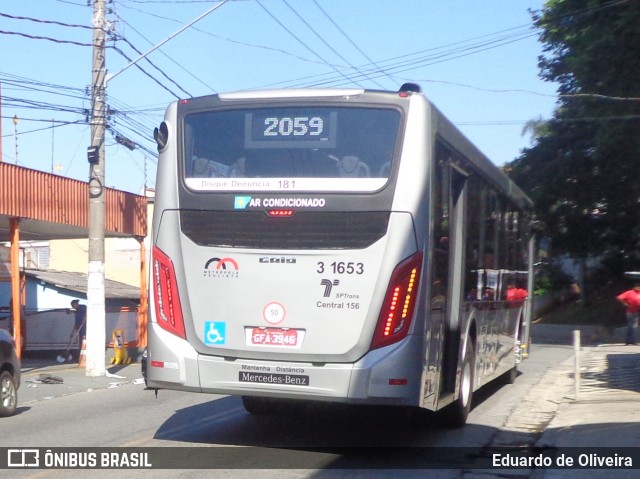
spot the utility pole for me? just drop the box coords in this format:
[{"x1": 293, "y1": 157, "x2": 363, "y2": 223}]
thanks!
[
  {"x1": 86, "y1": 0, "x2": 107, "y2": 377},
  {"x1": 0, "y1": 83, "x2": 3, "y2": 162},
  {"x1": 85, "y1": 0, "x2": 229, "y2": 377}
]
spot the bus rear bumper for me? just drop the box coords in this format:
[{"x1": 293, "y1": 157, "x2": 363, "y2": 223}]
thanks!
[{"x1": 147, "y1": 324, "x2": 423, "y2": 406}]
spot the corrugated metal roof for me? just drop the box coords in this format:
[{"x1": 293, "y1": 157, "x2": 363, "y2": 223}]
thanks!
[
  {"x1": 0, "y1": 162, "x2": 147, "y2": 241},
  {"x1": 26, "y1": 269, "x2": 140, "y2": 301}
]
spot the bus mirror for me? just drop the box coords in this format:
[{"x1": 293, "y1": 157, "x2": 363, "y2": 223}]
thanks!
[{"x1": 154, "y1": 122, "x2": 169, "y2": 151}]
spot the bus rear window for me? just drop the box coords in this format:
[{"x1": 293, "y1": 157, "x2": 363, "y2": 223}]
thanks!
[{"x1": 182, "y1": 107, "x2": 400, "y2": 192}]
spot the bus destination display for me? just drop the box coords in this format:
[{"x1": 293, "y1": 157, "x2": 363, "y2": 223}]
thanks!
[{"x1": 244, "y1": 110, "x2": 337, "y2": 148}]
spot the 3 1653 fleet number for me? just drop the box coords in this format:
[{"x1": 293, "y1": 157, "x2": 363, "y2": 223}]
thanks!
[{"x1": 316, "y1": 261, "x2": 364, "y2": 275}]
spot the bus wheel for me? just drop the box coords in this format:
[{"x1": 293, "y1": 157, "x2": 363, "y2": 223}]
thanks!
[
  {"x1": 241, "y1": 396, "x2": 275, "y2": 415},
  {"x1": 443, "y1": 339, "x2": 475, "y2": 428},
  {"x1": 502, "y1": 365, "x2": 518, "y2": 385}
]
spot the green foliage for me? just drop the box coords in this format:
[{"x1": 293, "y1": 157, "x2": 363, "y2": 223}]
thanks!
[
  {"x1": 534, "y1": 263, "x2": 573, "y2": 296},
  {"x1": 508, "y1": 0, "x2": 640, "y2": 279},
  {"x1": 534, "y1": 276, "x2": 553, "y2": 297}
]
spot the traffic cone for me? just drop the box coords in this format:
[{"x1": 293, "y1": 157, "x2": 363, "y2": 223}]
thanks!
[{"x1": 77, "y1": 338, "x2": 87, "y2": 368}]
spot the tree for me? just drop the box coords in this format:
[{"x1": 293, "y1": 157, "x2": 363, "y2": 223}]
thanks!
[{"x1": 507, "y1": 0, "x2": 640, "y2": 277}]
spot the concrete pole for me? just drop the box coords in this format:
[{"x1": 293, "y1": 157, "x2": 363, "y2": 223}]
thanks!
[
  {"x1": 86, "y1": 0, "x2": 107, "y2": 376},
  {"x1": 10, "y1": 218, "x2": 21, "y2": 358},
  {"x1": 0, "y1": 83, "x2": 3, "y2": 162},
  {"x1": 83, "y1": 0, "x2": 228, "y2": 375},
  {"x1": 573, "y1": 330, "x2": 581, "y2": 400}
]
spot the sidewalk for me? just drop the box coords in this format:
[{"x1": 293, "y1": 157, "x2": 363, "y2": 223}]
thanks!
[
  {"x1": 529, "y1": 326, "x2": 640, "y2": 440},
  {"x1": 537, "y1": 342, "x2": 640, "y2": 445},
  {"x1": 19, "y1": 352, "x2": 145, "y2": 405}
]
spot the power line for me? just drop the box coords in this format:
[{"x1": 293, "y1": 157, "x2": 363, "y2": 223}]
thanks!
[
  {"x1": 253, "y1": 24, "x2": 537, "y2": 89},
  {"x1": 117, "y1": 0, "x2": 382, "y2": 80},
  {"x1": 311, "y1": 0, "x2": 397, "y2": 89},
  {"x1": 111, "y1": 45, "x2": 183, "y2": 99},
  {"x1": 113, "y1": 11, "x2": 218, "y2": 93},
  {"x1": 255, "y1": 0, "x2": 365, "y2": 88},
  {"x1": 114, "y1": 33, "x2": 193, "y2": 97},
  {"x1": 1, "y1": 69, "x2": 160, "y2": 169},
  {"x1": 281, "y1": 0, "x2": 386, "y2": 89},
  {"x1": 0, "y1": 12, "x2": 92, "y2": 29},
  {"x1": 0, "y1": 29, "x2": 96, "y2": 47},
  {"x1": 124, "y1": 0, "x2": 222, "y2": 3},
  {"x1": 53, "y1": 0, "x2": 87, "y2": 6}
]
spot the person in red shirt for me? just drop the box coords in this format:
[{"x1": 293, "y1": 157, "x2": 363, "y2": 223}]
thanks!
[
  {"x1": 506, "y1": 283, "x2": 529, "y2": 302},
  {"x1": 616, "y1": 284, "x2": 640, "y2": 345}
]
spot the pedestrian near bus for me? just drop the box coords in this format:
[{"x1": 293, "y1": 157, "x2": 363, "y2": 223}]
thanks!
[
  {"x1": 69, "y1": 299, "x2": 87, "y2": 359},
  {"x1": 616, "y1": 284, "x2": 640, "y2": 345}
]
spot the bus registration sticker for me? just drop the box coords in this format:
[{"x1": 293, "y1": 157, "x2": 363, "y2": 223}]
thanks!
[{"x1": 246, "y1": 327, "x2": 303, "y2": 348}]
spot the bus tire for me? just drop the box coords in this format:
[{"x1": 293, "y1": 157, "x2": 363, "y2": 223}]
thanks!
[
  {"x1": 241, "y1": 396, "x2": 274, "y2": 416},
  {"x1": 503, "y1": 365, "x2": 518, "y2": 385},
  {"x1": 443, "y1": 338, "x2": 475, "y2": 428}
]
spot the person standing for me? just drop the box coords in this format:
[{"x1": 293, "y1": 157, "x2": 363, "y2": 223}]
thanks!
[
  {"x1": 70, "y1": 299, "x2": 87, "y2": 359},
  {"x1": 506, "y1": 282, "x2": 529, "y2": 302},
  {"x1": 616, "y1": 284, "x2": 640, "y2": 345}
]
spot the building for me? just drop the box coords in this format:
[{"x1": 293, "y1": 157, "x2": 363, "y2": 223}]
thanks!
[{"x1": 0, "y1": 162, "x2": 148, "y2": 356}]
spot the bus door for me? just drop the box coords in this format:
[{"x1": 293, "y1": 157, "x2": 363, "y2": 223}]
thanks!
[{"x1": 428, "y1": 152, "x2": 468, "y2": 404}]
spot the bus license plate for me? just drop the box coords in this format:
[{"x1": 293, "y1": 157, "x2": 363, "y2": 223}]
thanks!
[{"x1": 247, "y1": 327, "x2": 301, "y2": 347}]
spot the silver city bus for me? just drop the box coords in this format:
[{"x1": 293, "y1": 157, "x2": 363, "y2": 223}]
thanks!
[{"x1": 147, "y1": 84, "x2": 534, "y2": 426}]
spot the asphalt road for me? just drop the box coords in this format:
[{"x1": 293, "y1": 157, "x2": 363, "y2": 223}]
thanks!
[{"x1": 0, "y1": 344, "x2": 574, "y2": 479}]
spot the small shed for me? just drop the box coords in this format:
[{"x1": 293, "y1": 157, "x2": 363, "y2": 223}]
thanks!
[{"x1": 0, "y1": 269, "x2": 141, "y2": 351}]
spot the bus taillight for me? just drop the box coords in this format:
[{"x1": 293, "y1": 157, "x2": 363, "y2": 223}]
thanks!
[
  {"x1": 371, "y1": 252, "x2": 423, "y2": 350},
  {"x1": 152, "y1": 246, "x2": 186, "y2": 340}
]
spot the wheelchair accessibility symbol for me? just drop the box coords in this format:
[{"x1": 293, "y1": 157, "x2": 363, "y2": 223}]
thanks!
[{"x1": 204, "y1": 322, "x2": 226, "y2": 345}]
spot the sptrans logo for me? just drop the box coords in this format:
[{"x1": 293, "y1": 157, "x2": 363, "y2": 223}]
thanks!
[
  {"x1": 203, "y1": 257, "x2": 239, "y2": 279},
  {"x1": 320, "y1": 279, "x2": 340, "y2": 297}
]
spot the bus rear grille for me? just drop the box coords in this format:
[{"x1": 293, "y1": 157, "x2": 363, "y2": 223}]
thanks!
[{"x1": 180, "y1": 211, "x2": 390, "y2": 249}]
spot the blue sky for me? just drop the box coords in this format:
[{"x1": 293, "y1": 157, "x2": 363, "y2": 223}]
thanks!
[{"x1": 0, "y1": 0, "x2": 557, "y2": 194}]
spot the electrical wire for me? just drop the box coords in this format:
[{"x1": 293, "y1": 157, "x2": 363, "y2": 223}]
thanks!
[
  {"x1": 114, "y1": 33, "x2": 193, "y2": 97},
  {"x1": 0, "y1": 29, "x2": 96, "y2": 47},
  {"x1": 255, "y1": 0, "x2": 365, "y2": 88},
  {"x1": 0, "y1": 12, "x2": 92, "y2": 29},
  {"x1": 117, "y1": 0, "x2": 373, "y2": 75},
  {"x1": 307, "y1": 29, "x2": 537, "y2": 88},
  {"x1": 252, "y1": 0, "x2": 635, "y2": 90},
  {"x1": 311, "y1": 0, "x2": 398, "y2": 89},
  {"x1": 113, "y1": 11, "x2": 218, "y2": 93},
  {"x1": 281, "y1": 0, "x2": 386, "y2": 89},
  {"x1": 111, "y1": 45, "x2": 183, "y2": 99}
]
